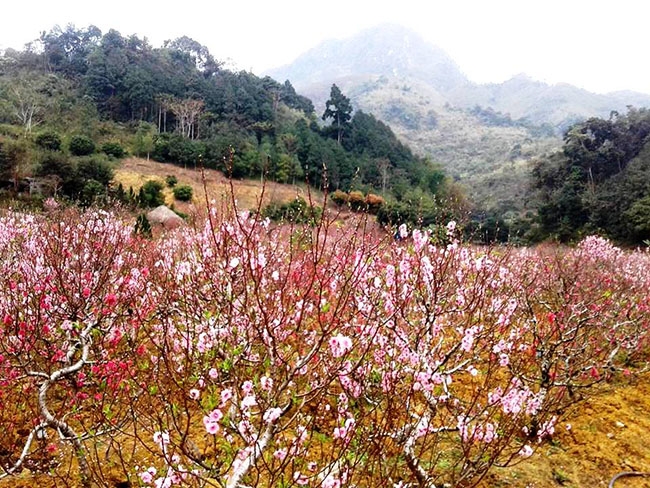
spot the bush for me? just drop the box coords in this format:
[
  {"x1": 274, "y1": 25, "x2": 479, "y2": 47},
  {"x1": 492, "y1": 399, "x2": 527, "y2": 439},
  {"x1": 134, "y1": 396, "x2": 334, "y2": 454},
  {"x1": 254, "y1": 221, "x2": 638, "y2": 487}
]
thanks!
[
  {"x1": 330, "y1": 190, "x2": 348, "y2": 206},
  {"x1": 37, "y1": 151, "x2": 74, "y2": 180},
  {"x1": 262, "y1": 197, "x2": 322, "y2": 225},
  {"x1": 35, "y1": 131, "x2": 62, "y2": 151},
  {"x1": 76, "y1": 155, "x2": 114, "y2": 186},
  {"x1": 365, "y1": 193, "x2": 385, "y2": 214},
  {"x1": 69, "y1": 135, "x2": 95, "y2": 156},
  {"x1": 80, "y1": 179, "x2": 106, "y2": 206},
  {"x1": 100, "y1": 141, "x2": 126, "y2": 158},
  {"x1": 139, "y1": 180, "x2": 165, "y2": 208},
  {"x1": 173, "y1": 184, "x2": 193, "y2": 202},
  {"x1": 347, "y1": 190, "x2": 366, "y2": 211},
  {"x1": 165, "y1": 175, "x2": 178, "y2": 187}
]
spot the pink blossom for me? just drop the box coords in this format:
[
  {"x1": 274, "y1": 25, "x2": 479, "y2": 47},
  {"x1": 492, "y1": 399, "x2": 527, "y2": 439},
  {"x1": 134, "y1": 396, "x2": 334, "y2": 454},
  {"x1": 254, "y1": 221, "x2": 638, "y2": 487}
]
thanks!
[
  {"x1": 293, "y1": 471, "x2": 309, "y2": 485},
  {"x1": 210, "y1": 408, "x2": 223, "y2": 421},
  {"x1": 241, "y1": 380, "x2": 254, "y2": 394},
  {"x1": 220, "y1": 388, "x2": 233, "y2": 406},
  {"x1": 518, "y1": 444, "x2": 534, "y2": 458},
  {"x1": 322, "y1": 475, "x2": 341, "y2": 488},
  {"x1": 329, "y1": 333, "x2": 352, "y2": 358},
  {"x1": 139, "y1": 467, "x2": 156, "y2": 484},
  {"x1": 203, "y1": 415, "x2": 220, "y2": 435},
  {"x1": 189, "y1": 388, "x2": 200, "y2": 400},
  {"x1": 260, "y1": 375, "x2": 273, "y2": 390},
  {"x1": 241, "y1": 394, "x2": 257, "y2": 409},
  {"x1": 153, "y1": 431, "x2": 170, "y2": 447},
  {"x1": 263, "y1": 407, "x2": 283, "y2": 424}
]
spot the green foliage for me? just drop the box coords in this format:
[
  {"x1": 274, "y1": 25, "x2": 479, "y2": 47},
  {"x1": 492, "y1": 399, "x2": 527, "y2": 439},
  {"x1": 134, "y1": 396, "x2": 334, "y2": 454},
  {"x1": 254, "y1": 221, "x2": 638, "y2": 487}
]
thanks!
[
  {"x1": 139, "y1": 180, "x2": 165, "y2": 208},
  {"x1": 134, "y1": 213, "x2": 152, "y2": 237},
  {"x1": 35, "y1": 131, "x2": 62, "y2": 151},
  {"x1": 0, "y1": 25, "x2": 457, "y2": 220},
  {"x1": 165, "y1": 175, "x2": 178, "y2": 187},
  {"x1": 0, "y1": 136, "x2": 31, "y2": 189},
  {"x1": 132, "y1": 122, "x2": 155, "y2": 159},
  {"x1": 377, "y1": 190, "x2": 441, "y2": 228},
  {"x1": 100, "y1": 141, "x2": 126, "y2": 158},
  {"x1": 80, "y1": 179, "x2": 106, "y2": 206},
  {"x1": 322, "y1": 84, "x2": 352, "y2": 145},
  {"x1": 152, "y1": 133, "x2": 204, "y2": 168},
  {"x1": 69, "y1": 134, "x2": 95, "y2": 156},
  {"x1": 623, "y1": 196, "x2": 650, "y2": 242},
  {"x1": 533, "y1": 108, "x2": 650, "y2": 243},
  {"x1": 173, "y1": 184, "x2": 193, "y2": 202},
  {"x1": 37, "y1": 150, "x2": 74, "y2": 180},
  {"x1": 76, "y1": 155, "x2": 114, "y2": 186},
  {"x1": 261, "y1": 197, "x2": 322, "y2": 225}
]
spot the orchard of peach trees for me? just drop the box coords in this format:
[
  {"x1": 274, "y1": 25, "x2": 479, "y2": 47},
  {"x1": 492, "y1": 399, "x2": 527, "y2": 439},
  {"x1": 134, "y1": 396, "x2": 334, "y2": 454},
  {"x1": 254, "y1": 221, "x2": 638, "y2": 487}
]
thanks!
[{"x1": 0, "y1": 203, "x2": 649, "y2": 488}]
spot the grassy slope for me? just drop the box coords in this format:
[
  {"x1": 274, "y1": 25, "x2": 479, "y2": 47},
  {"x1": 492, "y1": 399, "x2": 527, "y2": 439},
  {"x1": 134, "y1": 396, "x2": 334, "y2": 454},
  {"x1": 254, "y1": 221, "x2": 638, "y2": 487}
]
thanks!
[{"x1": 113, "y1": 157, "x2": 323, "y2": 215}]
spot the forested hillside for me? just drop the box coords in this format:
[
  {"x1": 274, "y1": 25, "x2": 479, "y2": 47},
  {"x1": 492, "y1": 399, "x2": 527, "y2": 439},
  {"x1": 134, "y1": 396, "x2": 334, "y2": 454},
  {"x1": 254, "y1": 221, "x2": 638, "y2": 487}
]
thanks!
[
  {"x1": 533, "y1": 108, "x2": 650, "y2": 244},
  {"x1": 268, "y1": 24, "x2": 650, "y2": 220},
  {"x1": 0, "y1": 25, "x2": 457, "y2": 225}
]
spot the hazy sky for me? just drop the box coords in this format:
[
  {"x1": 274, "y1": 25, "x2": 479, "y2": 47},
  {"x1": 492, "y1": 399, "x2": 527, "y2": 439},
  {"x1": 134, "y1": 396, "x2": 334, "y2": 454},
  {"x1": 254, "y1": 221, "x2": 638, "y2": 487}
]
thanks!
[{"x1": 1, "y1": 0, "x2": 648, "y2": 94}]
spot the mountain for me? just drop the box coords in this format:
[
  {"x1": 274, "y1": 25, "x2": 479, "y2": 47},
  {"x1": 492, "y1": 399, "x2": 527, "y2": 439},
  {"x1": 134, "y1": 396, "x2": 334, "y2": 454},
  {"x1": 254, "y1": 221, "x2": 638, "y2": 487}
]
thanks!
[
  {"x1": 267, "y1": 24, "x2": 650, "y2": 213},
  {"x1": 271, "y1": 24, "x2": 468, "y2": 93}
]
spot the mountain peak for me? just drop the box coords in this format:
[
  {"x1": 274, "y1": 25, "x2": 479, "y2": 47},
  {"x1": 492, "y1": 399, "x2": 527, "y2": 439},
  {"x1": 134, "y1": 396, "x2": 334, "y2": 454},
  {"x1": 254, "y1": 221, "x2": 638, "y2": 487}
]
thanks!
[{"x1": 267, "y1": 24, "x2": 468, "y2": 92}]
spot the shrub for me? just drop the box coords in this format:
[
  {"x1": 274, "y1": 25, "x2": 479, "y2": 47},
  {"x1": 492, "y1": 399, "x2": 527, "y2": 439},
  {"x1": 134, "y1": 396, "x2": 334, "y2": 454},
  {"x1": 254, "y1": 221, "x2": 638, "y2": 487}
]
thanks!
[
  {"x1": 165, "y1": 175, "x2": 178, "y2": 187},
  {"x1": 134, "y1": 213, "x2": 152, "y2": 237},
  {"x1": 80, "y1": 179, "x2": 106, "y2": 206},
  {"x1": 100, "y1": 141, "x2": 126, "y2": 158},
  {"x1": 330, "y1": 189, "x2": 348, "y2": 206},
  {"x1": 69, "y1": 135, "x2": 95, "y2": 156},
  {"x1": 35, "y1": 131, "x2": 62, "y2": 151},
  {"x1": 347, "y1": 190, "x2": 366, "y2": 211},
  {"x1": 173, "y1": 184, "x2": 193, "y2": 202},
  {"x1": 37, "y1": 151, "x2": 74, "y2": 180},
  {"x1": 365, "y1": 193, "x2": 385, "y2": 213},
  {"x1": 262, "y1": 197, "x2": 322, "y2": 225},
  {"x1": 139, "y1": 180, "x2": 165, "y2": 208},
  {"x1": 76, "y1": 155, "x2": 114, "y2": 186}
]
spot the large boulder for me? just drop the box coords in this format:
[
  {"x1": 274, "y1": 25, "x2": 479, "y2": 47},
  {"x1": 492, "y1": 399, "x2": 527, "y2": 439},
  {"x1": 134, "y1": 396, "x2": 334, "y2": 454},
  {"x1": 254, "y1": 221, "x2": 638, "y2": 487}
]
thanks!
[{"x1": 146, "y1": 205, "x2": 184, "y2": 230}]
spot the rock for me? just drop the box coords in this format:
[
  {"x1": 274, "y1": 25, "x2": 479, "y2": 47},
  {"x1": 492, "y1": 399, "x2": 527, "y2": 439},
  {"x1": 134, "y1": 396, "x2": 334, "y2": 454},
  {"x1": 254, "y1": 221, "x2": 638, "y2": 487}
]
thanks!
[{"x1": 146, "y1": 205, "x2": 184, "y2": 230}]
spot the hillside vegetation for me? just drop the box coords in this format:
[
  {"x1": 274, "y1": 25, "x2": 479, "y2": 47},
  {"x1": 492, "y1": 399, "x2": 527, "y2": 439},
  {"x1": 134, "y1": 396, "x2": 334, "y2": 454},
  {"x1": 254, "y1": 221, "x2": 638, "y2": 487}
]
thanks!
[
  {"x1": 0, "y1": 25, "x2": 461, "y2": 229},
  {"x1": 268, "y1": 24, "x2": 650, "y2": 217}
]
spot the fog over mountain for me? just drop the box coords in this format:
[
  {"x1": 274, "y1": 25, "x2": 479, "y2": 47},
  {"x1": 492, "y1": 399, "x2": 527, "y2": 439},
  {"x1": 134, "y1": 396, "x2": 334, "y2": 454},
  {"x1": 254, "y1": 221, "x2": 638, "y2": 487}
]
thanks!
[
  {"x1": 268, "y1": 23, "x2": 650, "y2": 127},
  {"x1": 267, "y1": 24, "x2": 650, "y2": 213}
]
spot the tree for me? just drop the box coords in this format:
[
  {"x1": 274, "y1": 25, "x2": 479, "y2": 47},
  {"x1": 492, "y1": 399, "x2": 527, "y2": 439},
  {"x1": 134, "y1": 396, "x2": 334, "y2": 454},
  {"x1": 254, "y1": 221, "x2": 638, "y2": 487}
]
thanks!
[
  {"x1": 40, "y1": 24, "x2": 102, "y2": 77},
  {"x1": 322, "y1": 84, "x2": 352, "y2": 145},
  {"x1": 0, "y1": 137, "x2": 30, "y2": 191},
  {"x1": 163, "y1": 36, "x2": 221, "y2": 77},
  {"x1": 69, "y1": 135, "x2": 95, "y2": 156},
  {"x1": 1, "y1": 75, "x2": 48, "y2": 135},
  {"x1": 139, "y1": 180, "x2": 165, "y2": 207},
  {"x1": 172, "y1": 184, "x2": 193, "y2": 201},
  {"x1": 167, "y1": 97, "x2": 204, "y2": 139}
]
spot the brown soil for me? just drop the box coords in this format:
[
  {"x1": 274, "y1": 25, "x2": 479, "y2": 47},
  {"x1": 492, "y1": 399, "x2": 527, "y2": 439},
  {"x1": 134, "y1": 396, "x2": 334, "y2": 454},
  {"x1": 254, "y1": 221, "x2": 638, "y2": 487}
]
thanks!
[{"x1": 481, "y1": 374, "x2": 650, "y2": 488}]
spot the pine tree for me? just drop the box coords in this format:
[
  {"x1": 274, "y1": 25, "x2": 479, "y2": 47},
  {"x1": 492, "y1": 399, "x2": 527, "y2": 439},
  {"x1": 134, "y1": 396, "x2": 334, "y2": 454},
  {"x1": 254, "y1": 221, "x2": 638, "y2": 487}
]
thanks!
[{"x1": 322, "y1": 84, "x2": 352, "y2": 145}]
